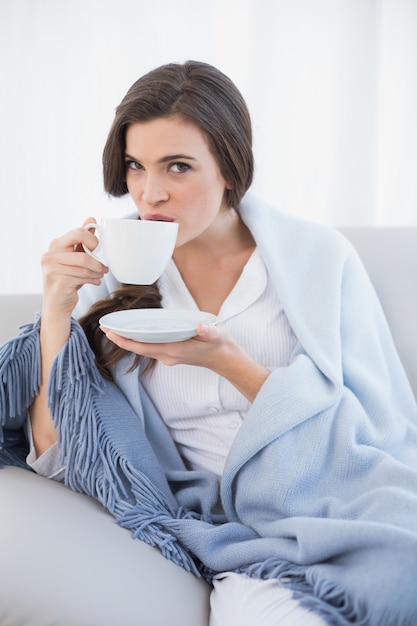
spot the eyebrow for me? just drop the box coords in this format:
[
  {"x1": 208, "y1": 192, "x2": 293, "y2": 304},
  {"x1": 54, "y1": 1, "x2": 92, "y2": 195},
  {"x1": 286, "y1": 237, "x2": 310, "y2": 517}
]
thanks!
[{"x1": 124, "y1": 153, "x2": 197, "y2": 163}]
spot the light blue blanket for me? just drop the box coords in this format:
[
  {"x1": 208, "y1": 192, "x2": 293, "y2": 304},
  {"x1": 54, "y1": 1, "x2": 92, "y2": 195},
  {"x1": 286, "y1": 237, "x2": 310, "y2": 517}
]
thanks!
[{"x1": 2, "y1": 198, "x2": 417, "y2": 625}]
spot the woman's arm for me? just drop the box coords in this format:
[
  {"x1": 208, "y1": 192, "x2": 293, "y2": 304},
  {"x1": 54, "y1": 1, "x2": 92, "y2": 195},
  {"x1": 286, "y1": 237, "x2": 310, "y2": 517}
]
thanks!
[
  {"x1": 100, "y1": 322, "x2": 271, "y2": 403},
  {"x1": 30, "y1": 222, "x2": 108, "y2": 457}
]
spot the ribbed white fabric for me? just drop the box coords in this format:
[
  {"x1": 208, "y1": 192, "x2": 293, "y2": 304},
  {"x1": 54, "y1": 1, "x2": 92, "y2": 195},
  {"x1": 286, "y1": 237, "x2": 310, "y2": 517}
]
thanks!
[{"x1": 142, "y1": 249, "x2": 297, "y2": 477}]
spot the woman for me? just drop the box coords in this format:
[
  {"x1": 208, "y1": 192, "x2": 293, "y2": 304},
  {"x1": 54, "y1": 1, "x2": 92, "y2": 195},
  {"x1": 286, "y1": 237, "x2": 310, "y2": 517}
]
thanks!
[{"x1": 1, "y1": 61, "x2": 417, "y2": 626}]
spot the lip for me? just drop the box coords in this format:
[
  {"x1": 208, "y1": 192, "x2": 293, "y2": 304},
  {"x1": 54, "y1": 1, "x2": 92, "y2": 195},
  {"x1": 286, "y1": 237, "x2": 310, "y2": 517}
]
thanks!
[{"x1": 142, "y1": 213, "x2": 175, "y2": 222}]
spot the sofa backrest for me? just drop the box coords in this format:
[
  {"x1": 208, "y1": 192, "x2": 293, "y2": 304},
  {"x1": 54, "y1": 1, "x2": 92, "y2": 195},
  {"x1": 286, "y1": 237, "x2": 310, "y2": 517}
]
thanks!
[
  {"x1": 0, "y1": 227, "x2": 416, "y2": 399},
  {"x1": 0, "y1": 293, "x2": 42, "y2": 345},
  {"x1": 340, "y1": 227, "x2": 417, "y2": 400}
]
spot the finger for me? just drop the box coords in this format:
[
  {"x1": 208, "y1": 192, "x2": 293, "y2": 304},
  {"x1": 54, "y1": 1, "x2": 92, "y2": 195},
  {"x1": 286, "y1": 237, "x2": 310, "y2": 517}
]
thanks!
[
  {"x1": 195, "y1": 322, "x2": 221, "y2": 342},
  {"x1": 43, "y1": 249, "x2": 107, "y2": 274},
  {"x1": 100, "y1": 329, "x2": 144, "y2": 351},
  {"x1": 41, "y1": 257, "x2": 108, "y2": 296},
  {"x1": 48, "y1": 226, "x2": 99, "y2": 254},
  {"x1": 82, "y1": 217, "x2": 97, "y2": 228},
  {"x1": 100, "y1": 328, "x2": 176, "y2": 361},
  {"x1": 74, "y1": 217, "x2": 98, "y2": 252}
]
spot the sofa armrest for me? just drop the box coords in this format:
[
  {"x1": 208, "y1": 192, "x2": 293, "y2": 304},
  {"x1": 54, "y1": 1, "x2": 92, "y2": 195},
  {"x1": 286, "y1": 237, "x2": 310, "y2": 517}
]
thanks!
[{"x1": 0, "y1": 467, "x2": 210, "y2": 626}]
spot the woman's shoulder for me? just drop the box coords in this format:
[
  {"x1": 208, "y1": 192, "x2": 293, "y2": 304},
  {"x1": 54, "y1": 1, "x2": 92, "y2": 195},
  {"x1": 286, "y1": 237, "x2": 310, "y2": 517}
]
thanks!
[{"x1": 239, "y1": 194, "x2": 354, "y2": 258}]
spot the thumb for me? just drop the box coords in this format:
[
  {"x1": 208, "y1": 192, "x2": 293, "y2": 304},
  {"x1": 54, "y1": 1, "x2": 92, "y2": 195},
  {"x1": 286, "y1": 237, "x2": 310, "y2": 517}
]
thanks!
[{"x1": 196, "y1": 322, "x2": 221, "y2": 342}]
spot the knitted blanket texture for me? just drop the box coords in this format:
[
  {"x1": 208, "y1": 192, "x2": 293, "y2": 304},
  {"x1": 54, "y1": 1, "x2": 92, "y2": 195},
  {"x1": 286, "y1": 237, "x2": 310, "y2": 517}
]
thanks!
[{"x1": 1, "y1": 198, "x2": 417, "y2": 625}]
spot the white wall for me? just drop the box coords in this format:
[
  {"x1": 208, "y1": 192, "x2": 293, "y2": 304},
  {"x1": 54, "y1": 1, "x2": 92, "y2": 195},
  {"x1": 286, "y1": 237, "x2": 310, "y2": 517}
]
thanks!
[{"x1": 1, "y1": 0, "x2": 416, "y2": 294}]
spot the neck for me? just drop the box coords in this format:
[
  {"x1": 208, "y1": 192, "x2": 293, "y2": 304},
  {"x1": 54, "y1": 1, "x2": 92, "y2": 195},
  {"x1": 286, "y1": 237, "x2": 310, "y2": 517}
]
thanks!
[
  {"x1": 172, "y1": 209, "x2": 256, "y2": 315},
  {"x1": 174, "y1": 209, "x2": 255, "y2": 265}
]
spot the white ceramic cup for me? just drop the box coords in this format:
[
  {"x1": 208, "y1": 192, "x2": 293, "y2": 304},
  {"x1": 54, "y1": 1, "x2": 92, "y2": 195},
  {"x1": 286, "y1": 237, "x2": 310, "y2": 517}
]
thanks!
[{"x1": 82, "y1": 218, "x2": 178, "y2": 285}]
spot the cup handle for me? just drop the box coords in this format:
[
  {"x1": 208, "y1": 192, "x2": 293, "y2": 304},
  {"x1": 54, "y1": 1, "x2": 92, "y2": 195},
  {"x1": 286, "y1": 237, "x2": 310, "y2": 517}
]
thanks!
[{"x1": 82, "y1": 223, "x2": 106, "y2": 263}]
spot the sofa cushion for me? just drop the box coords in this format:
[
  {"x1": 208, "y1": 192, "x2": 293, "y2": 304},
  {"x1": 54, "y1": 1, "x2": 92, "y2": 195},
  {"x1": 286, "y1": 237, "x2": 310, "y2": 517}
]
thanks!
[{"x1": 0, "y1": 467, "x2": 210, "y2": 626}]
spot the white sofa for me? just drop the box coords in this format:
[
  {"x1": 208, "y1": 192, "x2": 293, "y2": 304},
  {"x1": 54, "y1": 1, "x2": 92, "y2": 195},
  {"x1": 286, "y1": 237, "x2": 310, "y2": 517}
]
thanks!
[{"x1": 0, "y1": 227, "x2": 416, "y2": 625}]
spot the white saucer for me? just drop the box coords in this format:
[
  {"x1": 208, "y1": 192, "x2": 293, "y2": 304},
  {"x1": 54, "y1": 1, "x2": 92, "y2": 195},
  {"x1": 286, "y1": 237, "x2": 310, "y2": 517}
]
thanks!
[{"x1": 99, "y1": 308, "x2": 217, "y2": 343}]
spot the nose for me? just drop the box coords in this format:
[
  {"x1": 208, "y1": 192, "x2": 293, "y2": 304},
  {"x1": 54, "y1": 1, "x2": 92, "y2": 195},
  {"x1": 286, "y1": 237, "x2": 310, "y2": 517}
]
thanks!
[{"x1": 141, "y1": 173, "x2": 169, "y2": 205}]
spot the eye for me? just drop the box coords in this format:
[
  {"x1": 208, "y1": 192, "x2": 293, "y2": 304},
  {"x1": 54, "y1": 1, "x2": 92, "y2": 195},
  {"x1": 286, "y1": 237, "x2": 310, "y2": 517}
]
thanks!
[
  {"x1": 170, "y1": 162, "x2": 190, "y2": 173},
  {"x1": 125, "y1": 159, "x2": 142, "y2": 171}
]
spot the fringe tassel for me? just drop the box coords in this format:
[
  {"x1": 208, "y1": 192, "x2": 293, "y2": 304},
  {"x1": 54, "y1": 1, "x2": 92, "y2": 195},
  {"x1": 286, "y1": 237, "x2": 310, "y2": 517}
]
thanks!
[
  {"x1": 0, "y1": 321, "x2": 41, "y2": 423},
  {"x1": 47, "y1": 321, "x2": 105, "y2": 471},
  {"x1": 49, "y1": 320, "x2": 200, "y2": 575},
  {"x1": 0, "y1": 321, "x2": 41, "y2": 467},
  {"x1": 113, "y1": 471, "x2": 201, "y2": 575},
  {"x1": 241, "y1": 559, "x2": 369, "y2": 626},
  {"x1": 303, "y1": 574, "x2": 368, "y2": 625}
]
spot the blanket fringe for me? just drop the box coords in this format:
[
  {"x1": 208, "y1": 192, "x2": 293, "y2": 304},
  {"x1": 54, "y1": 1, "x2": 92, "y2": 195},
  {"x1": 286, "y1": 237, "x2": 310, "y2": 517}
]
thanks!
[
  {"x1": 241, "y1": 559, "x2": 369, "y2": 626},
  {"x1": 0, "y1": 321, "x2": 41, "y2": 467},
  {"x1": 0, "y1": 322, "x2": 41, "y2": 423},
  {"x1": 49, "y1": 321, "x2": 201, "y2": 576},
  {"x1": 115, "y1": 481, "x2": 201, "y2": 575}
]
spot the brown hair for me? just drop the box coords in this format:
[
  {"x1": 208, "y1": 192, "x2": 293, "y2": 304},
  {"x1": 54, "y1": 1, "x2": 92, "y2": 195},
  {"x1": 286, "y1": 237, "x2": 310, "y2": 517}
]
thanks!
[
  {"x1": 78, "y1": 284, "x2": 162, "y2": 379},
  {"x1": 80, "y1": 61, "x2": 254, "y2": 380},
  {"x1": 103, "y1": 60, "x2": 253, "y2": 207}
]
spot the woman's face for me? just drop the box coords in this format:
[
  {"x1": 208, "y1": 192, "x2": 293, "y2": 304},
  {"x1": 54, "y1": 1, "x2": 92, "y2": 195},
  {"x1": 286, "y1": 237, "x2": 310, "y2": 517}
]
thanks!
[{"x1": 124, "y1": 115, "x2": 231, "y2": 248}]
